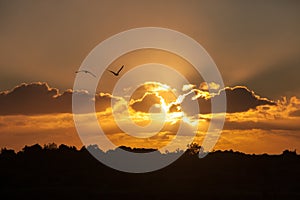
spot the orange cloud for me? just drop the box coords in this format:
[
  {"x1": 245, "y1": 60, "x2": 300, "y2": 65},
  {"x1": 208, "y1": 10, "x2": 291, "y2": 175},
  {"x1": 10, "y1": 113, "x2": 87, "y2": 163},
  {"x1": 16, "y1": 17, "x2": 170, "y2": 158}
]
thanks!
[
  {"x1": 199, "y1": 82, "x2": 220, "y2": 91},
  {"x1": 1, "y1": 82, "x2": 300, "y2": 154},
  {"x1": 223, "y1": 96, "x2": 300, "y2": 131}
]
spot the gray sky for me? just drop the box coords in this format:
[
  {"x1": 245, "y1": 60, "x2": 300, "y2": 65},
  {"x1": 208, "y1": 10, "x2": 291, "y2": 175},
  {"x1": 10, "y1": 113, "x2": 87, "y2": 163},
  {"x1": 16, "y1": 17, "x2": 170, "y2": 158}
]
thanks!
[{"x1": 1, "y1": 0, "x2": 300, "y2": 99}]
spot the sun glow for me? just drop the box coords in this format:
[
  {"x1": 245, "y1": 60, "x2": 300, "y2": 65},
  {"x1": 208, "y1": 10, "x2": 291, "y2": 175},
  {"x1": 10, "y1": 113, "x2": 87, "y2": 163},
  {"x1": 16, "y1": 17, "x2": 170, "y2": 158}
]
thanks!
[
  {"x1": 93, "y1": 81, "x2": 213, "y2": 150},
  {"x1": 126, "y1": 81, "x2": 201, "y2": 127}
]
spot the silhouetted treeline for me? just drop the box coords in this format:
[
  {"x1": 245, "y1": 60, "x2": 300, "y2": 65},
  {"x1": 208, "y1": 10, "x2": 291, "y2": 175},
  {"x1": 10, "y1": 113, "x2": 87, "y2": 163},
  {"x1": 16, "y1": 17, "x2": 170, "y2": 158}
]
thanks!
[{"x1": 1, "y1": 143, "x2": 300, "y2": 200}]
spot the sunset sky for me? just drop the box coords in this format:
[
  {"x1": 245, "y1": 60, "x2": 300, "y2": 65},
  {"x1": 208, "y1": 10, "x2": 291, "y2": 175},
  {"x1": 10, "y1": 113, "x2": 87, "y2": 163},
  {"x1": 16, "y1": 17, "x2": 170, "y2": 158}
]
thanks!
[{"x1": 1, "y1": 0, "x2": 300, "y2": 154}]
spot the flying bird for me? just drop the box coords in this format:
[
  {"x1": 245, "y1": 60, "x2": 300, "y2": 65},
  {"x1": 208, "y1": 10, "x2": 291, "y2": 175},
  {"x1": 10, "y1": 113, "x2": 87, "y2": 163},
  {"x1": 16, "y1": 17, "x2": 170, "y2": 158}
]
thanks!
[
  {"x1": 107, "y1": 65, "x2": 124, "y2": 76},
  {"x1": 75, "y1": 70, "x2": 96, "y2": 78}
]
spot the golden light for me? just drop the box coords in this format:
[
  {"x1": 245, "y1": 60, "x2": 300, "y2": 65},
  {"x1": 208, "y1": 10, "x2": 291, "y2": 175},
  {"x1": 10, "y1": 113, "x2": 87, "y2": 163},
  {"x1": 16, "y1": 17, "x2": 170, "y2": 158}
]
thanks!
[{"x1": 127, "y1": 81, "x2": 201, "y2": 127}]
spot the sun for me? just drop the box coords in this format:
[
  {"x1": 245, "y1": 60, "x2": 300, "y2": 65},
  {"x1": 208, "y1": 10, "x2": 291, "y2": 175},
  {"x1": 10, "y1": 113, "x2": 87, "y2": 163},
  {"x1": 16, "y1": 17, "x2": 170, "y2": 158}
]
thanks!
[{"x1": 127, "y1": 81, "x2": 199, "y2": 127}]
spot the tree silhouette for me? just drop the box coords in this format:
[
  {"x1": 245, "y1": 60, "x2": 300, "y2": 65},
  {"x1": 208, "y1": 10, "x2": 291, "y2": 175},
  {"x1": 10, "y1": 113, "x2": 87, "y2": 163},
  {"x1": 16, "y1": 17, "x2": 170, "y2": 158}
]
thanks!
[
  {"x1": 186, "y1": 142, "x2": 203, "y2": 155},
  {"x1": 44, "y1": 142, "x2": 58, "y2": 150},
  {"x1": 0, "y1": 148, "x2": 15, "y2": 158},
  {"x1": 22, "y1": 143, "x2": 43, "y2": 154},
  {"x1": 0, "y1": 143, "x2": 300, "y2": 200}
]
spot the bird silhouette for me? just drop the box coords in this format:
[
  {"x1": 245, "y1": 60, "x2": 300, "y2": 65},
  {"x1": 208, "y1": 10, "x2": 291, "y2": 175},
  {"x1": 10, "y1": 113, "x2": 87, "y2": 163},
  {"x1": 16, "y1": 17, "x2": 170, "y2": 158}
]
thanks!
[
  {"x1": 107, "y1": 65, "x2": 124, "y2": 76},
  {"x1": 75, "y1": 70, "x2": 96, "y2": 78}
]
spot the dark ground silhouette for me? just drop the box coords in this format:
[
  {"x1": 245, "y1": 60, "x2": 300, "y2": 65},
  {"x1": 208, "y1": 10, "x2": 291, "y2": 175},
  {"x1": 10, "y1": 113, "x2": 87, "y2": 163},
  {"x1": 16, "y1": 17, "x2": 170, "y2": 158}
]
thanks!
[{"x1": 1, "y1": 143, "x2": 300, "y2": 200}]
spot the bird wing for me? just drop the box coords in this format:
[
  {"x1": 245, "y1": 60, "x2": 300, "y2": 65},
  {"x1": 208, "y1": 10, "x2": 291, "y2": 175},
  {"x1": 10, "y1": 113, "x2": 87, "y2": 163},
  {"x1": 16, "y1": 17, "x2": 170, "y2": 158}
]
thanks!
[
  {"x1": 86, "y1": 71, "x2": 96, "y2": 77},
  {"x1": 107, "y1": 70, "x2": 117, "y2": 76},
  {"x1": 75, "y1": 70, "x2": 86, "y2": 73},
  {"x1": 117, "y1": 65, "x2": 124, "y2": 73},
  {"x1": 75, "y1": 70, "x2": 96, "y2": 77}
]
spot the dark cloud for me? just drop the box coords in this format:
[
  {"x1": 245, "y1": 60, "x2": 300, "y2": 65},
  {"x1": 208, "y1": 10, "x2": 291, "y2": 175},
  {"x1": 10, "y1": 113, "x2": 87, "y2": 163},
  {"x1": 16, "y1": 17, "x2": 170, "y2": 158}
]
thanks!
[
  {"x1": 222, "y1": 86, "x2": 275, "y2": 113},
  {"x1": 130, "y1": 93, "x2": 161, "y2": 113},
  {"x1": 195, "y1": 86, "x2": 275, "y2": 114},
  {"x1": 0, "y1": 82, "x2": 112, "y2": 115}
]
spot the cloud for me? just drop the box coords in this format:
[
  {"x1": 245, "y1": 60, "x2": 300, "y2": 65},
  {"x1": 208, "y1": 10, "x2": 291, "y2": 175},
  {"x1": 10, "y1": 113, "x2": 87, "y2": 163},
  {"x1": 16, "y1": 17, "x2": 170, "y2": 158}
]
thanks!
[
  {"x1": 125, "y1": 84, "x2": 276, "y2": 115},
  {"x1": 222, "y1": 96, "x2": 300, "y2": 131},
  {"x1": 223, "y1": 119, "x2": 300, "y2": 131},
  {"x1": 195, "y1": 86, "x2": 276, "y2": 114},
  {"x1": 0, "y1": 82, "x2": 278, "y2": 117},
  {"x1": 182, "y1": 84, "x2": 196, "y2": 91},
  {"x1": 199, "y1": 82, "x2": 220, "y2": 91},
  {"x1": 223, "y1": 86, "x2": 275, "y2": 113},
  {"x1": 290, "y1": 110, "x2": 300, "y2": 117},
  {"x1": 130, "y1": 92, "x2": 162, "y2": 113},
  {"x1": 0, "y1": 83, "x2": 300, "y2": 154},
  {"x1": 0, "y1": 82, "x2": 114, "y2": 115},
  {"x1": 128, "y1": 82, "x2": 177, "y2": 114},
  {"x1": 95, "y1": 92, "x2": 116, "y2": 112},
  {"x1": 168, "y1": 104, "x2": 181, "y2": 113}
]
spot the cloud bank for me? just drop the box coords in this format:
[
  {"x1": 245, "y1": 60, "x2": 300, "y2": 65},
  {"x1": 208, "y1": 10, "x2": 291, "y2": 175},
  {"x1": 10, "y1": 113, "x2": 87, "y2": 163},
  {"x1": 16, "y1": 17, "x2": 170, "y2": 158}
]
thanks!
[
  {"x1": 0, "y1": 82, "x2": 276, "y2": 115},
  {"x1": 0, "y1": 82, "x2": 113, "y2": 115},
  {"x1": 0, "y1": 82, "x2": 300, "y2": 154}
]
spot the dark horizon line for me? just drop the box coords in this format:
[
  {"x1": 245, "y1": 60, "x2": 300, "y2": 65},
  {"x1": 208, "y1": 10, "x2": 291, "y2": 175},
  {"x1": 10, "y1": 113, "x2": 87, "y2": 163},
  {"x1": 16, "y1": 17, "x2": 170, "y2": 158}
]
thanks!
[{"x1": 0, "y1": 142, "x2": 298, "y2": 156}]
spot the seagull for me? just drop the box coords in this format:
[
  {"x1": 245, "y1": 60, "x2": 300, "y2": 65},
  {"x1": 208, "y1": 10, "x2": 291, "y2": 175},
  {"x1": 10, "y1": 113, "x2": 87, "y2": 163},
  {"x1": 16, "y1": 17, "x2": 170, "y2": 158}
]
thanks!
[
  {"x1": 75, "y1": 70, "x2": 96, "y2": 78},
  {"x1": 107, "y1": 65, "x2": 124, "y2": 76}
]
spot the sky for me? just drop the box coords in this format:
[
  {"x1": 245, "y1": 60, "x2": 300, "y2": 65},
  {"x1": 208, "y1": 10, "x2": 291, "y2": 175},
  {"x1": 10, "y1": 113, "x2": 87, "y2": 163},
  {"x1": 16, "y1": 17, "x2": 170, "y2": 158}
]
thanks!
[{"x1": 0, "y1": 0, "x2": 300, "y2": 154}]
